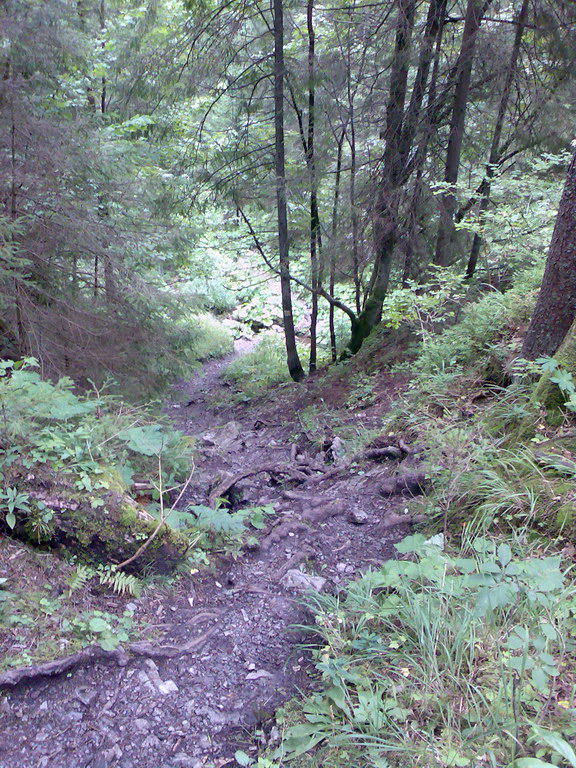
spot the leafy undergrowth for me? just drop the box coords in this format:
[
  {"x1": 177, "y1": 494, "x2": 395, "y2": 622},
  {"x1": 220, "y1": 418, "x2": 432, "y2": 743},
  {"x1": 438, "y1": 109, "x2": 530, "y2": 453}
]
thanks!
[
  {"x1": 0, "y1": 357, "x2": 271, "y2": 670},
  {"x1": 270, "y1": 534, "x2": 576, "y2": 768},
  {"x1": 252, "y1": 267, "x2": 576, "y2": 768},
  {"x1": 0, "y1": 537, "x2": 140, "y2": 671},
  {"x1": 223, "y1": 333, "x2": 307, "y2": 402}
]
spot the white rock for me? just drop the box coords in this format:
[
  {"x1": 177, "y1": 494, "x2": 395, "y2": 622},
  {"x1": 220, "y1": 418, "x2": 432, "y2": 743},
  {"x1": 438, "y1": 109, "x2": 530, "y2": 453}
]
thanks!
[
  {"x1": 158, "y1": 680, "x2": 179, "y2": 695},
  {"x1": 281, "y1": 569, "x2": 327, "y2": 593}
]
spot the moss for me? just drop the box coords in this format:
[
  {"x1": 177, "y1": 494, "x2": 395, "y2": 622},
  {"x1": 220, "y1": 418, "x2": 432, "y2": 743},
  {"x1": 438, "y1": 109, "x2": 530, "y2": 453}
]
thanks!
[
  {"x1": 554, "y1": 502, "x2": 576, "y2": 533},
  {"x1": 1, "y1": 462, "x2": 189, "y2": 574}
]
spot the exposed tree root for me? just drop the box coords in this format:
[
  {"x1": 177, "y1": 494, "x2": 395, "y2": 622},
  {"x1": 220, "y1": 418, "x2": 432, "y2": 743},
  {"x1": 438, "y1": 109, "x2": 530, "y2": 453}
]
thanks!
[
  {"x1": 0, "y1": 625, "x2": 219, "y2": 689},
  {"x1": 208, "y1": 464, "x2": 316, "y2": 507}
]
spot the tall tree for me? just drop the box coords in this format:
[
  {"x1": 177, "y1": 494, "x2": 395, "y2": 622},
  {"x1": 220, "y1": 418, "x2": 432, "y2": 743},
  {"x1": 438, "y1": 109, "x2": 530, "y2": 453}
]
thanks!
[
  {"x1": 274, "y1": 0, "x2": 305, "y2": 381},
  {"x1": 522, "y1": 148, "x2": 576, "y2": 360},
  {"x1": 465, "y1": 0, "x2": 529, "y2": 279},
  {"x1": 434, "y1": 0, "x2": 493, "y2": 266}
]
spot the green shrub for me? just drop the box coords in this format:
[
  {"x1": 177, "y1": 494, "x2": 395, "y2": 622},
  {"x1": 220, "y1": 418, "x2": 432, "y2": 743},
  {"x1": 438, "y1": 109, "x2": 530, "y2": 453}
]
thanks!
[
  {"x1": 408, "y1": 266, "x2": 542, "y2": 388},
  {"x1": 0, "y1": 359, "x2": 193, "y2": 502},
  {"x1": 275, "y1": 534, "x2": 576, "y2": 768},
  {"x1": 223, "y1": 333, "x2": 306, "y2": 400},
  {"x1": 187, "y1": 313, "x2": 234, "y2": 361}
]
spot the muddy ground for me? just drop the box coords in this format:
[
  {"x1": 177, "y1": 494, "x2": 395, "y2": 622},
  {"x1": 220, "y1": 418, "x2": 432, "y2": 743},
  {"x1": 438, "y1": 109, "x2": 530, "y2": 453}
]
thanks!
[{"x1": 0, "y1": 341, "x2": 419, "y2": 768}]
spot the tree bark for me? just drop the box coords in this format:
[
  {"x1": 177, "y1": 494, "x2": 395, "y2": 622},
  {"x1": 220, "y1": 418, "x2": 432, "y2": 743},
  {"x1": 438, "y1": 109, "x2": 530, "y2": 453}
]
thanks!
[
  {"x1": 465, "y1": 0, "x2": 529, "y2": 279},
  {"x1": 273, "y1": 0, "x2": 305, "y2": 381},
  {"x1": 522, "y1": 149, "x2": 576, "y2": 360},
  {"x1": 346, "y1": 0, "x2": 417, "y2": 354},
  {"x1": 434, "y1": 0, "x2": 492, "y2": 266},
  {"x1": 329, "y1": 127, "x2": 346, "y2": 361},
  {"x1": 307, "y1": 0, "x2": 320, "y2": 373}
]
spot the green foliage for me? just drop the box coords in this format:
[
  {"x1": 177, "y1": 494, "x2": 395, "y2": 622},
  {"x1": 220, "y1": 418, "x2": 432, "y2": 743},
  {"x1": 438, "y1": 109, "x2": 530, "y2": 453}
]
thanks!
[
  {"x1": 274, "y1": 535, "x2": 576, "y2": 767},
  {"x1": 534, "y1": 358, "x2": 576, "y2": 413},
  {"x1": 405, "y1": 267, "x2": 542, "y2": 389},
  {"x1": 223, "y1": 334, "x2": 304, "y2": 401},
  {"x1": 382, "y1": 268, "x2": 466, "y2": 339},
  {"x1": 152, "y1": 501, "x2": 275, "y2": 561},
  {"x1": 61, "y1": 608, "x2": 135, "y2": 652},
  {"x1": 187, "y1": 314, "x2": 234, "y2": 361},
  {"x1": 0, "y1": 359, "x2": 193, "y2": 501}
]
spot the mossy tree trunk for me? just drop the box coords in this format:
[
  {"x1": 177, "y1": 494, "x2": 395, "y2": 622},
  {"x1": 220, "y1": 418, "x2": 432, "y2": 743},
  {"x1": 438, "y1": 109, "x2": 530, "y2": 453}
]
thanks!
[{"x1": 522, "y1": 149, "x2": 576, "y2": 360}]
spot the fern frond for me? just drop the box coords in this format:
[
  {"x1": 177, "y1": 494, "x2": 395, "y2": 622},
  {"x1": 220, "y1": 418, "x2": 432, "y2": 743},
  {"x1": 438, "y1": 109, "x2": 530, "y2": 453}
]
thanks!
[
  {"x1": 98, "y1": 566, "x2": 142, "y2": 597},
  {"x1": 66, "y1": 564, "x2": 95, "y2": 593}
]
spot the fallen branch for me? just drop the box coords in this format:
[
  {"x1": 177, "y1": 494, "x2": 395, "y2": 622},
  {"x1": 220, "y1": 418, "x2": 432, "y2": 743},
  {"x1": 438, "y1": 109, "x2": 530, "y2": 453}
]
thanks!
[{"x1": 116, "y1": 458, "x2": 195, "y2": 571}]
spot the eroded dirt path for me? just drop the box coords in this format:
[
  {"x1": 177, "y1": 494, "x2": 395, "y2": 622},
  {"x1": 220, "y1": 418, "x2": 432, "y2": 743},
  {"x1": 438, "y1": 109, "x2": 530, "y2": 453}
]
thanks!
[{"x1": 0, "y1": 342, "x2": 413, "y2": 768}]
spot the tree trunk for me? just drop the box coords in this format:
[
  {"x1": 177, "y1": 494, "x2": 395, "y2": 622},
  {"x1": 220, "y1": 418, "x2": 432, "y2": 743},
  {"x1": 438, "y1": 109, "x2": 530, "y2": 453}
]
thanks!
[
  {"x1": 273, "y1": 0, "x2": 305, "y2": 381},
  {"x1": 307, "y1": 0, "x2": 319, "y2": 373},
  {"x1": 346, "y1": 0, "x2": 417, "y2": 354},
  {"x1": 434, "y1": 0, "x2": 492, "y2": 266},
  {"x1": 522, "y1": 149, "x2": 576, "y2": 360},
  {"x1": 329, "y1": 128, "x2": 345, "y2": 361},
  {"x1": 465, "y1": 0, "x2": 529, "y2": 280}
]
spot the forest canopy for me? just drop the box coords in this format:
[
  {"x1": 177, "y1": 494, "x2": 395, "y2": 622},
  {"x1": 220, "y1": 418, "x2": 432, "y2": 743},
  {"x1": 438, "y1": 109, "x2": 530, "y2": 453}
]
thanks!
[{"x1": 1, "y1": 0, "x2": 575, "y2": 389}]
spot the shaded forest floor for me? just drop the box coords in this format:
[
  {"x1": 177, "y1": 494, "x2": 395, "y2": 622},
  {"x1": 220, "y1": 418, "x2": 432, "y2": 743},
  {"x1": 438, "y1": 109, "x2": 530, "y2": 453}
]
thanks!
[{"x1": 0, "y1": 340, "x2": 419, "y2": 768}]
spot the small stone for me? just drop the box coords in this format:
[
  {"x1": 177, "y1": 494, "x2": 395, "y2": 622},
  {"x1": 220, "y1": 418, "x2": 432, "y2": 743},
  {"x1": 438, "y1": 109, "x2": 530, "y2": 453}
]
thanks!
[
  {"x1": 142, "y1": 734, "x2": 161, "y2": 749},
  {"x1": 76, "y1": 687, "x2": 97, "y2": 706},
  {"x1": 281, "y1": 569, "x2": 327, "y2": 593},
  {"x1": 63, "y1": 711, "x2": 84, "y2": 723},
  {"x1": 336, "y1": 562, "x2": 347, "y2": 573},
  {"x1": 38, "y1": 701, "x2": 48, "y2": 711},
  {"x1": 134, "y1": 718, "x2": 150, "y2": 733},
  {"x1": 348, "y1": 509, "x2": 369, "y2": 525},
  {"x1": 172, "y1": 755, "x2": 203, "y2": 768},
  {"x1": 246, "y1": 669, "x2": 274, "y2": 680},
  {"x1": 126, "y1": 602, "x2": 137, "y2": 612},
  {"x1": 158, "y1": 680, "x2": 179, "y2": 695}
]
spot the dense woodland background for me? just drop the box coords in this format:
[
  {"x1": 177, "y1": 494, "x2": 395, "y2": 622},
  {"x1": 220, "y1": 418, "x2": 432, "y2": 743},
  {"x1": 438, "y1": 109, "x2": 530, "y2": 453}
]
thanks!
[
  {"x1": 2, "y1": 1, "x2": 576, "y2": 766},
  {"x1": 2, "y1": 0, "x2": 575, "y2": 391}
]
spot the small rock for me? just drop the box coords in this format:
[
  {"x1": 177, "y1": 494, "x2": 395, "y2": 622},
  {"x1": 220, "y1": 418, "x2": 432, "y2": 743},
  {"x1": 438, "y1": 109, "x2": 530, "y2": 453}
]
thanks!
[
  {"x1": 103, "y1": 744, "x2": 123, "y2": 761},
  {"x1": 38, "y1": 701, "x2": 48, "y2": 712},
  {"x1": 63, "y1": 711, "x2": 84, "y2": 724},
  {"x1": 76, "y1": 687, "x2": 97, "y2": 706},
  {"x1": 157, "y1": 680, "x2": 179, "y2": 695},
  {"x1": 336, "y1": 562, "x2": 347, "y2": 573},
  {"x1": 348, "y1": 509, "x2": 369, "y2": 525},
  {"x1": 281, "y1": 569, "x2": 327, "y2": 593},
  {"x1": 90, "y1": 759, "x2": 108, "y2": 768},
  {"x1": 246, "y1": 669, "x2": 274, "y2": 680},
  {"x1": 142, "y1": 734, "x2": 161, "y2": 749},
  {"x1": 172, "y1": 754, "x2": 203, "y2": 768},
  {"x1": 134, "y1": 718, "x2": 150, "y2": 733},
  {"x1": 126, "y1": 602, "x2": 137, "y2": 613}
]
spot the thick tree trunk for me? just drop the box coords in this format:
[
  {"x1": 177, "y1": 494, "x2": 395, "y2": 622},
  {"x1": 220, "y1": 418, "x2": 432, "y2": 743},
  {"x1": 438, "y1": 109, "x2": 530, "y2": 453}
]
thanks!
[
  {"x1": 465, "y1": 0, "x2": 529, "y2": 279},
  {"x1": 434, "y1": 0, "x2": 492, "y2": 266},
  {"x1": 274, "y1": 0, "x2": 305, "y2": 381},
  {"x1": 522, "y1": 150, "x2": 576, "y2": 360},
  {"x1": 346, "y1": 0, "x2": 416, "y2": 354}
]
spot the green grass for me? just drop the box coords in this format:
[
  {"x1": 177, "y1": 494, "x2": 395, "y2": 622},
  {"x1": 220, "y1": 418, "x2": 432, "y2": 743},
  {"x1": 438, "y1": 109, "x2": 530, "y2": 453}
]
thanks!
[{"x1": 271, "y1": 534, "x2": 576, "y2": 768}]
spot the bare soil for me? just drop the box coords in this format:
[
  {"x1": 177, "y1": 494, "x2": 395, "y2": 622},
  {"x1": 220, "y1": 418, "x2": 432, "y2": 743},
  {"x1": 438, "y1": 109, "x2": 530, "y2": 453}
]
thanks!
[{"x1": 0, "y1": 340, "x2": 418, "y2": 768}]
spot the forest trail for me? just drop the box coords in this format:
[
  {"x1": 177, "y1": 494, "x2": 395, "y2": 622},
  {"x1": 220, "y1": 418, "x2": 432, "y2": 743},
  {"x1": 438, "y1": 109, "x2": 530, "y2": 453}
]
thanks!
[{"x1": 0, "y1": 343, "x2": 415, "y2": 768}]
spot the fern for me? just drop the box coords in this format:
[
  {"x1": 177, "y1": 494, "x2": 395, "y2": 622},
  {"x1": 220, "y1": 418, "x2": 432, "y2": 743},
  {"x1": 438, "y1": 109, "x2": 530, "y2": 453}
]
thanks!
[
  {"x1": 66, "y1": 564, "x2": 95, "y2": 594},
  {"x1": 189, "y1": 504, "x2": 248, "y2": 535},
  {"x1": 98, "y1": 566, "x2": 142, "y2": 597}
]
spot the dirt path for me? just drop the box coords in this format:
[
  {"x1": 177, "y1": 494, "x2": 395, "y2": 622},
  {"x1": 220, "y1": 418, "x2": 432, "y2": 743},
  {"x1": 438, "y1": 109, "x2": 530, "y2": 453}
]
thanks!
[{"x1": 0, "y1": 342, "x2": 413, "y2": 768}]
